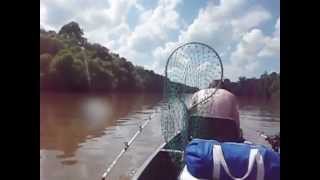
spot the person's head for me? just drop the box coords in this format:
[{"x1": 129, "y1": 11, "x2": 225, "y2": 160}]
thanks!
[{"x1": 187, "y1": 88, "x2": 241, "y2": 142}]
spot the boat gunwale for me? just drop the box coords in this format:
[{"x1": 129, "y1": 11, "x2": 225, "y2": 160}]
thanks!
[{"x1": 131, "y1": 141, "x2": 167, "y2": 179}]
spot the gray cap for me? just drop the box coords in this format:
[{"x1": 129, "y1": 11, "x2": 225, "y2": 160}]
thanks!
[{"x1": 189, "y1": 88, "x2": 240, "y2": 129}]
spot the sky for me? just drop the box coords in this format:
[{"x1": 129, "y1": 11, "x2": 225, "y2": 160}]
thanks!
[{"x1": 40, "y1": 0, "x2": 280, "y2": 81}]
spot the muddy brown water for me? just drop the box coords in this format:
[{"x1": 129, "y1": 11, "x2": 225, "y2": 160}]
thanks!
[{"x1": 40, "y1": 93, "x2": 279, "y2": 180}]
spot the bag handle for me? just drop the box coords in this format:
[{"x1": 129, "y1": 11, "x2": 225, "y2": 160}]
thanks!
[{"x1": 212, "y1": 145, "x2": 264, "y2": 180}]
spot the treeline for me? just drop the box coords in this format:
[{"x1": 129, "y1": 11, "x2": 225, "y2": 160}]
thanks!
[
  {"x1": 218, "y1": 72, "x2": 280, "y2": 100},
  {"x1": 40, "y1": 21, "x2": 165, "y2": 92},
  {"x1": 40, "y1": 22, "x2": 279, "y2": 97}
]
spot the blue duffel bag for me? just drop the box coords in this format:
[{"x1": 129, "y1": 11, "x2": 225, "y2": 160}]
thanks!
[{"x1": 184, "y1": 139, "x2": 280, "y2": 180}]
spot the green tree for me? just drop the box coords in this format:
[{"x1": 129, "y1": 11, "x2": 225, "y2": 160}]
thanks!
[
  {"x1": 40, "y1": 53, "x2": 53, "y2": 74},
  {"x1": 49, "y1": 49, "x2": 87, "y2": 91},
  {"x1": 40, "y1": 22, "x2": 197, "y2": 93},
  {"x1": 58, "y1": 21, "x2": 86, "y2": 46},
  {"x1": 88, "y1": 58, "x2": 115, "y2": 91},
  {"x1": 40, "y1": 35, "x2": 63, "y2": 55}
]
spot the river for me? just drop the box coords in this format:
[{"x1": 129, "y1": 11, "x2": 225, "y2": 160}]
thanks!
[{"x1": 40, "y1": 93, "x2": 280, "y2": 180}]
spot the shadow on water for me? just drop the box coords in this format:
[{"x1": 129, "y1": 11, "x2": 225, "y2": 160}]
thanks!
[{"x1": 40, "y1": 92, "x2": 162, "y2": 161}]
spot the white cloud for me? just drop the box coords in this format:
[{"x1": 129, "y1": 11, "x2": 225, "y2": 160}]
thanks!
[
  {"x1": 177, "y1": 0, "x2": 271, "y2": 45},
  {"x1": 230, "y1": 29, "x2": 266, "y2": 65},
  {"x1": 40, "y1": 0, "x2": 279, "y2": 81},
  {"x1": 231, "y1": 18, "x2": 280, "y2": 64},
  {"x1": 45, "y1": 0, "x2": 183, "y2": 69},
  {"x1": 85, "y1": 23, "x2": 131, "y2": 50},
  {"x1": 152, "y1": 42, "x2": 179, "y2": 73},
  {"x1": 76, "y1": 0, "x2": 142, "y2": 32},
  {"x1": 226, "y1": 17, "x2": 280, "y2": 80},
  {"x1": 231, "y1": 6, "x2": 271, "y2": 37},
  {"x1": 151, "y1": 0, "x2": 273, "y2": 78},
  {"x1": 275, "y1": 18, "x2": 280, "y2": 35},
  {"x1": 258, "y1": 17, "x2": 280, "y2": 58},
  {"x1": 129, "y1": 0, "x2": 181, "y2": 48},
  {"x1": 40, "y1": 2, "x2": 54, "y2": 30},
  {"x1": 40, "y1": 0, "x2": 142, "y2": 33},
  {"x1": 115, "y1": 0, "x2": 183, "y2": 67}
]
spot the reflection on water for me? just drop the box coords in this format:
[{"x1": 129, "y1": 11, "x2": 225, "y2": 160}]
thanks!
[
  {"x1": 40, "y1": 93, "x2": 279, "y2": 180},
  {"x1": 40, "y1": 93, "x2": 163, "y2": 180}
]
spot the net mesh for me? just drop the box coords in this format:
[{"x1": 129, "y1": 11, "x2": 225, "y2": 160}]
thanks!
[{"x1": 160, "y1": 42, "x2": 223, "y2": 155}]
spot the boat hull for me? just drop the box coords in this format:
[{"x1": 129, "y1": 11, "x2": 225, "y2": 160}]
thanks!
[{"x1": 133, "y1": 133, "x2": 184, "y2": 180}]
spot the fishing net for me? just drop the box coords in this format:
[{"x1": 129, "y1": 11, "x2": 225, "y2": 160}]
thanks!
[{"x1": 160, "y1": 42, "x2": 223, "y2": 158}]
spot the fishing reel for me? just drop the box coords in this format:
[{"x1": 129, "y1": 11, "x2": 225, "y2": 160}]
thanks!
[{"x1": 259, "y1": 131, "x2": 280, "y2": 153}]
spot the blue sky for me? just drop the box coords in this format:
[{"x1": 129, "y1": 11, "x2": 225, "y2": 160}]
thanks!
[{"x1": 40, "y1": 0, "x2": 279, "y2": 81}]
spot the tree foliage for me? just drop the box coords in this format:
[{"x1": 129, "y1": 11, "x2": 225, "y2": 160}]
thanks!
[
  {"x1": 40, "y1": 22, "x2": 166, "y2": 92},
  {"x1": 41, "y1": 21, "x2": 280, "y2": 96},
  {"x1": 58, "y1": 21, "x2": 86, "y2": 46},
  {"x1": 218, "y1": 72, "x2": 280, "y2": 100}
]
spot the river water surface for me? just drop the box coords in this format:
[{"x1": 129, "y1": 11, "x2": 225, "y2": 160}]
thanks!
[{"x1": 40, "y1": 93, "x2": 280, "y2": 180}]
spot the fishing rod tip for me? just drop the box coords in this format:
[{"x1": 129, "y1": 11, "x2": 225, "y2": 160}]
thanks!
[{"x1": 101, "y1": 173, "x2": 107, "y2": 180}]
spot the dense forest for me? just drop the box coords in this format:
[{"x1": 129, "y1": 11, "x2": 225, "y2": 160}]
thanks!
[
  {"x1": 40, "y1": 21, "x2": 166, "y2": 92},
  {"x1": 215, "y1": 72, "x2": 280, "y2": 100},
  {"x1": 40, "y1": 21, "x2": 279, "y2": 99}
]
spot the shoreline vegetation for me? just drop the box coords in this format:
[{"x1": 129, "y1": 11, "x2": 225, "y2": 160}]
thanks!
[{"x1": 40, "y1": 22, "x2": 279, "y2": 101}]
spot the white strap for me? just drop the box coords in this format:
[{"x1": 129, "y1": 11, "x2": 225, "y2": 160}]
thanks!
[
  {"x1": 212, "y1": 145, "x2": 264, "y2": 180},
  {"x1": 179, "y1": 166, "x2": 207, "y2": 180},
  {"x1": 179, "y1": 166, "x2": 198, "y2": 180},
  {"x1": 255, "y1": 151, "x2": 264, "y2": 180},
  {"x1": 212, "y1": 145, "x2": 221, "y2": 180}
]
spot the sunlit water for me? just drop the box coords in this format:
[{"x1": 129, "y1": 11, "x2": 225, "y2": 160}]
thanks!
[{"x1": 40, "y1": 93, "x2": 279, "y2": 180}]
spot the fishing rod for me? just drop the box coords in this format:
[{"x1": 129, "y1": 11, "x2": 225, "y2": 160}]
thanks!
[{"x1": 101, "y1": 108, "x2": 160, "y2": 180}]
